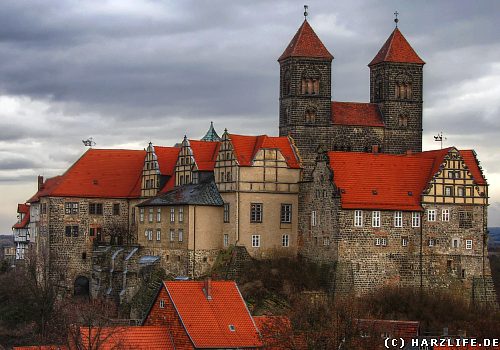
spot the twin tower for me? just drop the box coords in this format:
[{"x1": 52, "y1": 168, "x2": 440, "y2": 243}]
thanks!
[{"x1": 278, "y1": 20, "x2": 425, "y2": 176}]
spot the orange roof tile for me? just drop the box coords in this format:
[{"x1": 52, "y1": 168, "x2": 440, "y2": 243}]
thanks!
[
  {"x1": 13, "y1": 346, "x2": 67, "y2": 350},
  {"x1": 12, "y1": 203, "x2": 30, "y2": 229},
  {"x1": 79, "y1": 326, "x2": 173, "y2": 350},
  {"x1": 369, "y1": 28, "x2": 425, "y2": 66},
  {"x1": 356, "y1": 319, "x2": 419, "y2": 339},
  {"x1": 27, "y1": 175, "x2": 64, "y2": 203},
  {"x1": 279, "y1": 20, "x2": 333, "y2": 61},
  {"x1": 164, "y1": 280, "x2": 262, "y2": 348},
  {"x1": 229, "y1": 134, "x2": 300, "y2": 169},
  {"x1": 254, "y1": 315, "x2": 306, "y2": 350},
  {"x1": 155, "y1": 146, "x2": 180, "y2": 176},
  {"x1": 459, "y1": 150, "x2": 486, "y2": 185},
  {"x1": 332, "y1": 102, "x2": 384, "y2": 127},
  {"x1": 189, "y1": 140, "x2": 221, "y2": 171},
  {"x1": 50, "y1": 149, "x2": 146, "y2": 198}
]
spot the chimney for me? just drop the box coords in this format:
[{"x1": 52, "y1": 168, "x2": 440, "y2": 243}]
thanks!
[
  {"x1": 37, "y1": 175, "x2": 44, "y2": 190},
  {"x1": 204, "y1": 277, "x2": 212, "y2": 300},
  {"x1": 371, "y1": 145, "x2": 379, "y2": 153}
]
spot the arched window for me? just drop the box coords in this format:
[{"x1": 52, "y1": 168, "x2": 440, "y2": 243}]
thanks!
[
  {"x1": 398, "y1": 115, "x2": 409, "y2": 127},
  {"x1": 305, "y1": 108, "x2": 316, "y2": 123},
  {"x1": 301, "y1": 69, "x2": 320, "y2": 95},
  {"x1": 394, "y1": 74, "x2": 412, "y2": 100},
  {"x1": 283, "y1": 70, "x2": 291, "y2": 96},
  {"x1": 374, "y1": 75, "x2": 383, "y2": 100}
]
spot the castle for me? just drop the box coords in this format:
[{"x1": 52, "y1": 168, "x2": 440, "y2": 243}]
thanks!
[{"x1": 12, "y1": 16, "x2": 497, "y2": 305}]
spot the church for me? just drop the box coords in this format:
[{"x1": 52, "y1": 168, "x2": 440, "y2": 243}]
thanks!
[{"x1": 12, "y1": 14, "x2": 497, "y2": 306}]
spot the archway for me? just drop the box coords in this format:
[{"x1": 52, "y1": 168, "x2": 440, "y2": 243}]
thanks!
[{"x1": 74, "y1": 275, "x2": 90, "y2": 296}]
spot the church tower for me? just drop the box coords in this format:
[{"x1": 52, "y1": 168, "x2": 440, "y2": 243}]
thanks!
[
  {"x1": 278, "y1": 19, "x2": 334, "y2": 177},
  {"x1": 369, "y1": 27, "x2": 425, "y2": 153}
]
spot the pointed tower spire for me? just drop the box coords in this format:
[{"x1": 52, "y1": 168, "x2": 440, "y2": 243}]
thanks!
[
  {"x1": 201, "y1": 121, "x2": 221, "y2": 142},
  {"x1": 369, "y1": 28, "x2": 425, "y2": 66}
]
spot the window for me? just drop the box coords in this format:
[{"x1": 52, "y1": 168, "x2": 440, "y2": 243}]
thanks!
[
  {"x1": 113, "y1": 203, "x2": 120, "y2": 216},
  {"x1": 428, "y1": 238, "x2": 435, "y2": 247},
  {"x1": 89, "y1": 203, "x2": 103, "y2": 215},
  {"x1": 226, "y1": 172, "x2": 231, "y2": 182},
  {"x1": 148, "y1": 208, "x2": 154, "y2": 223},
  {"x1": 157, "y1": 208, "x2": 161, "y2": 222},
  {"x1": 466, "y1": 239, "x2": 473, "y2": 250},
  {"x1": 311, "y1": 211, "x2": 317, "y2": 227},
  {"x1": 301, "y1": 78, "x2": 319, "y2": 95},
  {"x1": 452, "y1": 238, "x2": 460, "y2": 248},
  {"x1": 372, "y1": 211, "x2": 381, "y2": 227},
  {"x1": 156, "y1": 229, "x2": 161, "y2": 241},
  {"x1": 42, "y1": 203, "x2": 47, "y2": 214},
  {"x1": 457, "y1": 187, "x2": 465, "y2": 197},
  {"x1": 170, "y1": 229, "x2": 175, "y2": 242},
  {"x1": 375, "y1": 237, "x2": 387, "y2": 246},
  {"x1": 442, "y1": 209, "x2": 450, "y2": 222},
  {"x1": 65, "y1": 202, "x2": 79, "y2": 214},
  {"x1": 402, "y1": 237, "x2": 408, "y2": 247},
  {"x1": 159, "y1": 299, "x2": 165, "y2": 308},
  {"x1": 147, "y1": 230, "x2": 153, "y2": 241},
  {"x1": 223, "y1": 234, "x2": 229, "y2": 247},
  {"x1": 170, "y1": 208, "x2": 175, "y2": 223},
  {"x1": 394, "y1": 211, "x2": 403, "y2": 227},
  {"x1": 89, "y1": 227, "x2": 102, "y2": 238},
  {"x1": 250, "y1": 203, "x2": 263, "y2": 223},
  {"x1": 323, "y1": 237, "x2": 330, "y2": 246},
  {"x1": 178, "y1": 229, "x2": 183, "y2": 242},
  {"x1": 411, "y1": 212, "x2": 420, "y2": 227},
  {"x1": 283, "y1": 70, "x2": 291, "y2": 96},
  {"x1": 354, "y1": 210, "x2": 363, "y2": 227},
  {"x1": 223, "y1": 203, "x2": 230, "y2": 223},
  {"x1": 305, "y1": 108, "x2": 316, "y2": 123},
  {"x1": 395, "y1": 82, "x2": 412, "y2": 99},
  {"x1": 398, "y1": 115, "x2": 408, "y2": 127},
  {"x1": 444, "y1": 186, "x2": 453, "y2": 196},
  {"x1": 427, "y1": 209, "x2": 436, "y2": 222},
  {"x1": 251, "y1": 235, "x2": 260, "y2": 248},
  {"x1": 220, "y1": 172, "x2": 225, "y2": 182},
  {"x1": 65, "y1": 225, "x2": 79, "y2": 237},
  {"x1": 140, "y1": 208, "x2": 144, "y2": 222},
  {"x1": 281, "y1": 204, "x2": 292, "y2": 223},
  {"x1": 282, "y1": 234, "x2": 289, "y2": 247},
  {"x1": 179, "y1": 207, "x2": 184, "y2": 223},
  {"x1": 459, "y1": 210, "x2": 473, "y2": 228}
]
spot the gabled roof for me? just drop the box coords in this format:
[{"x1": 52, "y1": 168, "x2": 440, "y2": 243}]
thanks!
[
  {"x1": 27, "y1": 175, "x2": 64, "y2": 203},
  {"x1": 164, "y1": 280, "x2": 262, "y2": 349},
  {"x1": 12, "y1": 203, "x2": 30, "y2": 229},
  {"x1": 459, "y1": 150, "x2": 486, "y2": 185},
  {"x1": 50, "y1": 149, "x2": 146, "y2": 198},
  {"x1": 369, "y1": 28, "x2": 425, "y2": 66},
  {"x1": 356, "y1": 319, "x2": 419, "y2": 339},
  {"x1": 155, "y1": 146, "x2": 181, "y2": 176},
  {"x1": 328, "y1": 148, "x2": 487, "y2": 211},
  {"x1": 229, "y1": 134, "x2": 301, "y2": 169},
  {"x1": 279, "y1": 20, "x2": 333, "y2": 61},
  {"x1": 79, "y1": 325, "x2": 173, "y2": 350},
  {"x1": 332, "y1": 102, "x2": 385, "y2": 127},
  {"x1": 189, "y1": 140, "x2": 221, "y2": 171},
  {"x1": 139, "y1": 181, "x2": 224, "y2": 207}
]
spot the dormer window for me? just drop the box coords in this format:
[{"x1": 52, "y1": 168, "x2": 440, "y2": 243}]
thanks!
[{"x1": 228, "y1": 325, "x2": 236, "y2": 332}]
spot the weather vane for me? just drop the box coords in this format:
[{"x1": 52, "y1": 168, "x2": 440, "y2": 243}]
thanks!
[
  {"x1": 394, "y1": 11, "x2": 399, "y2": 27},
  {"x1": 304, "y1": 5, "x2": 308, "y2": 19},
  {"x1": 433, "y1": 132, "x2": 447, "y2": 149},
  {"x1": 82, "y1": 137, "x2": 96, "y2": 148}
]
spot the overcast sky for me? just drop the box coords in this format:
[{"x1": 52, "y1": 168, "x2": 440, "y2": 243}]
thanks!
[{"x1": 1, "y1": 0, "x2": 500, "y2": 234}]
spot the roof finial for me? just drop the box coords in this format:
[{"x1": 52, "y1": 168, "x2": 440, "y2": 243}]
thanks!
[
  {"x1": 394, "y1": 11, "x2": 399, "y2": 28},
  {"x1": 304, "y1": 5, "x2": 309, "y2": 20}
]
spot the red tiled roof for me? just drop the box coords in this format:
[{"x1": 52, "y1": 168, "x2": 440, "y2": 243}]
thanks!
[
  {"x1": 332, "y1": 102, "x2": 384, "y2": 127},
  {"x1": 13, "y1": 346, "x2": 67, "y2": 350},
  {"x1": 12, "y1": 203, "x2": 30, "y2": 229},
  {"x1": 356, "y1": 319, "x2": 419, "y2": 339},
  {"x1": 155, "y1": 146, "x2": 181, "y2": 176},
  {"x1": 459, "y1": 150, "x2": 486, "y2": 185},
  {"x1": 50, "y1": 149, "x2": 146, "y2": 198},
  {"x1": 189, "y1": 140, "x2": 221, "y2": 171},
  {"x1": 164, "y1": 280, "x2": 262, "y2": 348},
  {"x1": 27, "y1": 176, "x2": 64, "y2": 203},
  {"x1": 369, "y1": 28, "x2": 425, "y2": 66},
  {"x1": 279, "y1": 20, "x2": 333, "y2": 61},
  {"x1": 79, "y1": 326, "x2": 173, "y2": 350},
  {"x1": 229, "y1": 134, "x2": 300, "y2": 169},
  {"x1": 254, "y1": 316, "x2": 306, "y2": 350}
]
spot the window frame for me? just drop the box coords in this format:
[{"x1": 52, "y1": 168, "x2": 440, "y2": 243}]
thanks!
[
  {"x1": 223, "y1": 234, "x2": 229, "y2": 247},
  {"x1": 427, "y1": 209, "x2": 436, "y2": 222},
  {"x1": 411, "y1": 212, "x2": 421, "y2": 228},
  {"x1": 465, "y1": 239, "x2": 473, "y2": 250},
  {"x1": 250, "y1": 203, "x2": 263, "y2": 223},
  {"x1": 65, "y1": 202, "x2": 79, "y2": 215},
  {"x1": 170, "y1": 208, "x2": 175, "y2": 223},
  {"x1": 442, "y1": 209, "x2": 450, "y2": 222},
  {"x1": 251, "y1": 234, "x2": 261, "y2": 248},
  {"x1": 394, "y1": 211, "x2": 403, "y2": 228},
  {"x1": 282, "y1": 234, "x2": 289, "y2": 247},
  {"x1": 354, "y1": 210, "x2": 363, "y2": 227},
  {"x1": 223, "y1": 203, "x2": 230, "y2": 223},
  {"x1": 372, "y1": 211, "x2": 381, "y2": 228},
  {"x1": 178, "y1": 207, "x2": 184, "y2": 223},
  {"x1": 280, "y1": 204, "x2": 292, "y2": 224},
  {"x1": 156, "y1": 229, "x2": 161, "y2": 241},
  {"x1": 112, "y1": 203, "x2": 120, "y2": 216},
  {"x1": 178, "y1": 229, "x2": 183, "y2": 242}
]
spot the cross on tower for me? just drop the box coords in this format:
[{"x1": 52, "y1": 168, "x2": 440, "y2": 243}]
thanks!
[
  {"x1": 304, "y1": 5, "x2": 309, "y2": 19},
  {"x1": 394, "y1": 11, "x2": 399, "y2": 27}
]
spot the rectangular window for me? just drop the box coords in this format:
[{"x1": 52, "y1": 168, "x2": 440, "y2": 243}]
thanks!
[
  {"x1": 156, "y1": 229, "x2": 161, "y2": 241},
  {"x1": 223, "y1": 203, "x2": 230, "y2": 223},
  {"x1": 251, "y1": 235, "x2": 260, "y2": 248},
  {"x1": 148, "y1": 208, "x2": 154, "y2": 223},
  {"x1": 354, "y1": 210, "x2": 363, "y2": 227},
  {"x1": 178, "y1": 229, "x2": 183, "y2": 242},
  {"x1": 428, "y1": 238, "x2": 435, "y2": 247},
  {"x1": 380, "y1": 237, "x2": 387, "y2": 246},
  {"x1": 444, "y1": 186, "x2": 453, "y2": 196},
  {"x1": 159, "y1": 299, "x2": 165, "y2": 308},
  {"x1": 442, "y1": 209, "x2": 450, "y2": 222},
  {"x1": 311, "y1": 211, "x2": 317, "y2": 227},
  {"x1": 66, "y1": 225, "x2": 79, "y2": 237},
  {"x1": 457, "y1": 187, "x2": 465, "y2": 197},
  {"x1": 402, "y1": 237, "x2": 408, "y2": 247},
  {"x1": 459, "y1": 210, "x2": 473, "y2": 228},
  {"x1": 250, "y1": 203, "x2": 263, "y2": 223},
  {"x1": 148, "y1": 230, "x2": 153, "y2": 241},
  {"x1": 42, "y1": 203, "x2": 47, "y2": 214},
  {"x1": 282, "y1": 234, "x2": 289, "y2": 247},
  {"x1": 394, "y1": 211, "x2": 403, "y2": 227},
  {"x1": 372, "y1": 211, "x2": 381, "y2": 227},
  {"x1": 170, "y1": 229, "x2": 175, "y2": 242},
  {"x1": 223, "y1": 234, "x2": 229, "y2": 247},
  {"x1": 65, "y1": 202, "x2": 79, "y2": 215},
  {"x1": 156, "y1": 208, "x2": 161, "y2": 222},
  {"x1": 178, "y1": 207, "x2": 184, "y2": 223},
  {"x1": 323, "y1": 237, "x2": 330, "y2": 246},
  {"x1": 113, "y1": 203, "x2": 120, "y2": 216},
  {"x1": 427, "y1": 209, "x2": 436, "y2": 222},
  {"x1": 140, "y1": 208, "x2": 144, "y2": 223},
  {"x1": 281, "y1": 204, "x2": 292, "y2": 223},
  {"x1": 452, "y1": 238, "x2": 460, "y2": 248},
  {"x1": 89, "y1": 203, "x2": 103, "y2": 215},
  {"x1": 170, "y1": 208, "x2": 175, "y2": 223},
  {"x1": 466, "y1": 239, "x2": 473, "y2": 250},
  {"x1": 375, "y1": 237, "x2": 381, "y2": 246},
  {"x1": 411, "y1": 212, "x2": 420, "y2": 228}
]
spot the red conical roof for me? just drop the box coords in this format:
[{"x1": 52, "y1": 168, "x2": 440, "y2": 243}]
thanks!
[
  {"x1": 279, "y1": 20, "x2": 333, "y2": 61},
  {"x1": 369, "y1": 28, "x2": 424, "y2": 66}
]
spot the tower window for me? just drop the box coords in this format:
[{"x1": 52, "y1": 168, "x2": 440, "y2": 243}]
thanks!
[
  {"x1": 395, "y1": 83, "x2": 412, "y2": 99},
  {"x1": 283, "y1": 70, "x2": 291, "y2": 96},
  {"x1": 398, "y1": 115, "x2": 408, "y2": 127},
  {"x1": 301, "y1": 78, "x2": 319, "y2": 95},
  {"x1": 305, "y1": 108, "x2": 316, "y2": 123},
  {"x1": 374, "y1": 76, "x2": 383, "y2": 100}
]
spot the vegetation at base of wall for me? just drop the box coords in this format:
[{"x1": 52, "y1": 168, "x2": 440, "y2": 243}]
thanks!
[{"x1": 128, "y1": 265, "x2": 168, "y2": 320}]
